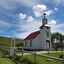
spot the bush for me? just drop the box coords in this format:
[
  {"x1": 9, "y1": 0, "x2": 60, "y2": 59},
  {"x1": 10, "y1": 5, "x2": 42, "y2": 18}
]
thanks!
[{"x1": 0, "y1": 49, "x2": 9, "y2": 58}]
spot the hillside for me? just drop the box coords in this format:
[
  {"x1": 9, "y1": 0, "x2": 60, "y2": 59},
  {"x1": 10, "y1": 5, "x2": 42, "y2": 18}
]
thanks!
[{"x1": 0, "y1": 36, "x2": 24, "y2": 47}]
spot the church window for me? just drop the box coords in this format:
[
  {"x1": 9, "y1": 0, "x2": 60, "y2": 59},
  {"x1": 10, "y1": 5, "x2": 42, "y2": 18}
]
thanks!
[
  {"x1": 25, "y1": 41, "x2": 27, "y2": 47},
  {"x1": 47, "y1": 31, "x2": 49, "y2": 37},
  {"x1": 30, "y1": 40, "x2": 32, "y2": 47}
]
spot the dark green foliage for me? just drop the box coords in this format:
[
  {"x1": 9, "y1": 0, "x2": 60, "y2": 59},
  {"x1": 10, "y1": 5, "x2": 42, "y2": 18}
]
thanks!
[
  {"x1": 21, "y1": 57, "x2": 34, "y2": 64},
  {"x1": 16, "y1": 42, "x2": 23, "y2": 47},
  {"x1": 0, "y1": 48, "x2": 9, "y2": 58},
  {"x1": 9, "y1": 55, "x2": 35, "y2": 64},
  {"x1": 51, "y1": 32, "x2": 64, "y2": 50}
]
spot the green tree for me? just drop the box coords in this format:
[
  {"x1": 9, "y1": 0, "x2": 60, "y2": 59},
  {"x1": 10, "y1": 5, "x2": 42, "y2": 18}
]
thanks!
[{"x1": 51, "y1": 32, "x2": 64, "y2": 50}]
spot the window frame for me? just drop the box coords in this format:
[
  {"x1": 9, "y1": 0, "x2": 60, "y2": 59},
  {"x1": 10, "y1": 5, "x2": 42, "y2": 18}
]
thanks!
[
  {"x1": 25, "y1": 41, "x2": 27, "y2": 47},
  {"x1": 46, "y1": 30, "x2": 49, "y2": 37},
  {"x1": 30, "y1": 40, "x2": 32, "y2": 47}
]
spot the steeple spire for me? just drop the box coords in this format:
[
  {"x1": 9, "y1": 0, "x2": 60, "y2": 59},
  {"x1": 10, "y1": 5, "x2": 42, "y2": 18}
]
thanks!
[{"x1": 42, "y1": 13, "x2": 47, "y2": 25}]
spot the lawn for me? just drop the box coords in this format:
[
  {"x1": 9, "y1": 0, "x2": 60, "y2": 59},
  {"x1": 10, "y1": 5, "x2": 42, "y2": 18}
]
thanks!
[
  {"x1": 0, "y1": 48, "x2": 64, "y2": 64},
  {"x1": 44, "y1": 51, "x2": 64, "y2": 58},
  {"x1": 15, "y1": 51, "x2": 64, "y2": 64},
  {"x1": 20, "y1": 55, "x2": 63, "y2": 64},
  {"x1": 0, "y1": 58, "x2": 15, "y2": 64},
  {"x1": 0, "y1": 49, "x2": 16, "y2": 64}
]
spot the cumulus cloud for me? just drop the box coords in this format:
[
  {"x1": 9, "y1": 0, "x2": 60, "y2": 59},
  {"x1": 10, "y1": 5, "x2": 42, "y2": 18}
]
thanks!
[
  {"x1": 33, "y1": 4, "x2": 47, "y2": 17},
  {"x1": 54, "y1": 7, "x2": 58, "y2": 11},
  {"x1": 27, "y1": 16, "x2": 33, "y2": 22},
  {"x1": 51, "y1": 24, "x2": 64, "y2": 34},
  {"x1": 48, "y1": 20, "x2": 56, "y2": 26},
  {"x1": 45, "y1": 10, "x2": 53, "y2": 16},
  {"x1": 16, "y1": 18, "x2": 64, "y2": 39},
  {"x1": 16, "y1": 19, "x2": 41, "y2": 38},
  {"x1": 15, "y1": 19, "x2": 57, "y2": 39},
  {"x1": 48, "y1": 20, "x2": 64, "y2": 34},
  {"x1": 19, "y1": 13, "x2": 27, "y2": 20}
]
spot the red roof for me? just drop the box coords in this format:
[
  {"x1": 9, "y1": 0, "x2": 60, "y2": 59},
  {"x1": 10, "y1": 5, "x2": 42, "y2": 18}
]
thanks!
[{"x1": 24, "y1": 31, "x2": 40, "y2": 40}]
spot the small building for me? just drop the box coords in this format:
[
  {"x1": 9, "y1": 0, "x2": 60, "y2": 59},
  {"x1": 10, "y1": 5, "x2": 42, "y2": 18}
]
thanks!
[{"x1": 23, "y1": 13, "x2": 52, "y2": 50}]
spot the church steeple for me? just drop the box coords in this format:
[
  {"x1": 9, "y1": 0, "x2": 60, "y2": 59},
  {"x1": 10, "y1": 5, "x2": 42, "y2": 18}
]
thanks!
[{"x1": 42, "y1": 13, "x2": 48, "y2": 25}]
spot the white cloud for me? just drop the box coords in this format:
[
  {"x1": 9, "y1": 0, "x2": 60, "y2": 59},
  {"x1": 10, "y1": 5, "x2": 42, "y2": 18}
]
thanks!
[
  {"x1": 15, "y1": 0, "x2": 40, "y2": 7},
  {"x1": 16, "y1": 19, "x2": 57, "y2": 39},
  {"x1": 16, "y1": 31, "x2": 32, "y2": 39},
  {"x1": 48, "y1": 20, "x2": 56, "y2": 26},
  {"x1": 27, "y1": 16, "x2": 33, "y2": 22},
  {"x1": 19, "y1": 13, "x2": 27, "y2": 20},
  {"x1": 48, "y1": 20, "x2": 64, "y2": 34},
  {"x1": 0, "y1": 0, "x2": 17, "y2": 10},
  {"x1": 0, "y1": 0, "x2": 40, "y2": 11},
  {"x1": 45, "y1": 10, "x2": 53, "y2": 16},
  {"x1": 54, "y1": 7, "x2": 58, "y2": 11},
  {"x1": 51, "y1": 24, "x2": 64, "y2": 34},
  {"x1": 16, "y1": 18, "x2": 64, "y2": 38},
  {"x1": 20, "y1": 20, "x2": 41, "y2": 32},
  {"x1": 16, "y1": 19, "x2": 41, "y2": 38},
  {"x1": 33, "y1": 4, "x2": 47, "y2": 17},
  {"x1": 0, "y1": 21, "x2": 11, "y2": 27},
  {"x1": 53, "y1": 0, "x2": 64, "y2": 5}
]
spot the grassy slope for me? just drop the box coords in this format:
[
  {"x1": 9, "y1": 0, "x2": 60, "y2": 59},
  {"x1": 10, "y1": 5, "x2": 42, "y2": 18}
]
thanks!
[
  {"x1": 0, "y1": 58, "x2": 15, "y2": 64},
  {"x1": 0, "y1": 36, "x2": 24, "y2": 47}
]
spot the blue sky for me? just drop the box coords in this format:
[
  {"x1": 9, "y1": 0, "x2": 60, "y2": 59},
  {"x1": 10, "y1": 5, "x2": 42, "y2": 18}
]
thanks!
[{"x1": 0, "y1": 0, "x2": 64, "y2": 39}]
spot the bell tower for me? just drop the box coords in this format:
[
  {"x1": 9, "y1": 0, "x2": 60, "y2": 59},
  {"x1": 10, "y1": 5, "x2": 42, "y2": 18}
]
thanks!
[{"x1": 42, "y1": 13, "x2": 48, "y2": 25}]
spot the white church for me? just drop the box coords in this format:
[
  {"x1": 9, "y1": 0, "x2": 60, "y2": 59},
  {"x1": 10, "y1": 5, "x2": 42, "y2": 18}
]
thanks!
[{"x1": 23, "y1": 13, "x2": 52, "y2": 50}]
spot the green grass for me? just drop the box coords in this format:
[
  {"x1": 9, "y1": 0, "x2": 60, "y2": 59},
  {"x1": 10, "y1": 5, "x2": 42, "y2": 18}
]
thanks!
[
  {"x1": 44, "y1": 51, "x2": 64, "y2": 58},
  {"x1": 21, "y1": 54, "x2": 63, "y2": 64},
  {"x1": 0, "y1": 58, "x2": 15, "y2": 64},
  {"x1": 16, "y1": 51, "x2": 64, "y2": 64},
  {"x1": 18, "y1": 51, "x2": 64, "y2": 64},
  {"x1": 0, "y1": 36, "x2": 24, "y2": 47},
  {"x1": 0, "y1": 49, "x2": 64, "y2": 64}
]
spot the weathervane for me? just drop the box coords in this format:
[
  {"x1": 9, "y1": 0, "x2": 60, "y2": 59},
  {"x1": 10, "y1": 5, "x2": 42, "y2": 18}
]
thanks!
[{"x1": 44, "y1": 13, "x2": 46, "y2": 18}]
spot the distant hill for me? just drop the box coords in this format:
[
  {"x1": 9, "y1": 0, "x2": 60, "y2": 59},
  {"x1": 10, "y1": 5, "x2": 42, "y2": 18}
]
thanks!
[{"x1": 0, "y1": 36, "x2": 24, "y2": 47}]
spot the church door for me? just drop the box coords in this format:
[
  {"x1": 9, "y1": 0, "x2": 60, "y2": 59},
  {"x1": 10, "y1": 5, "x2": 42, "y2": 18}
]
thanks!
[{"x1": 46, "y1": 40, "x2": 50, "y2": 50}]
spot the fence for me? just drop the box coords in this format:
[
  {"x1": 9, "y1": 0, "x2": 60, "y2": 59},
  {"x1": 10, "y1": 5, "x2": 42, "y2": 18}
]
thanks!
[
  {"x1": 0, "y1": 46, "x2": 64, "y2": 64},
  {"x1": 19, "y1": 49, "x2": 64, "y2": 64}
]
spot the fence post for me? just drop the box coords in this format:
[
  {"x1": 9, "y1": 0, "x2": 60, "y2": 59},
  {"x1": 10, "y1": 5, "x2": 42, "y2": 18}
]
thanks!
[
  {"x1": 63, "y1": 55, "x2": 64, "y2": 64},
  {"x1": 34, "y1": 51, "x2": 36, "y2": 64},
  {"x1": 22, "y1": 48, "x2": 24, "y2": 57}
]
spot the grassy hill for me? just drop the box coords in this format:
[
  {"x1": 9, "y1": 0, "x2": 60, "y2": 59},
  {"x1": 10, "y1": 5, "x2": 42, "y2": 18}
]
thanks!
[
  {"x1": 0, "y1": 58, "x2": 15, "y2": 64},
  {"x1": 0, "y1": 36, "x2": 24, "y2": 47}
]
